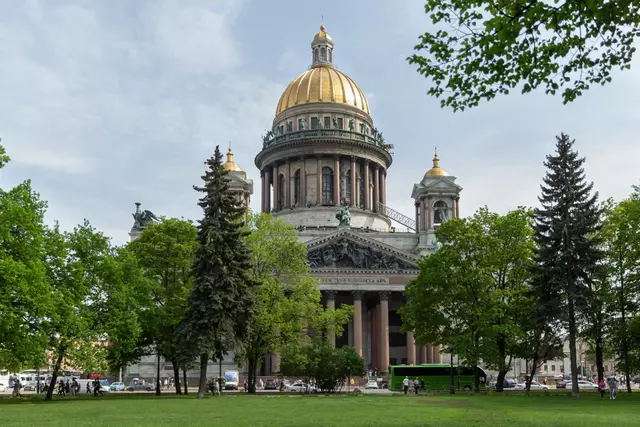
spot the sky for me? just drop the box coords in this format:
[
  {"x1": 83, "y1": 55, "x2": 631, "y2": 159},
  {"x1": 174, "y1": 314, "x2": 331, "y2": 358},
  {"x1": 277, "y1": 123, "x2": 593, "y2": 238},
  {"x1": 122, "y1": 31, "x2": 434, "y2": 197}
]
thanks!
[{"x1": 1, "y1": 0, "x2": 639, "y2": 245}]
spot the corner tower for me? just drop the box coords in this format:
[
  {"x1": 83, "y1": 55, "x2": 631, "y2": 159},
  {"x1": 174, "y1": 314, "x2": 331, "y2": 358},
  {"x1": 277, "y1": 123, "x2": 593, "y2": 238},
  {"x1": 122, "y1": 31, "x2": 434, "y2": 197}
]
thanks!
[
  {"x1": 255, "y1": 26, "x2": 392, "y2": 230},
  {"x1": 411, "y1": 152, "x2": 462, "y2": 254}
]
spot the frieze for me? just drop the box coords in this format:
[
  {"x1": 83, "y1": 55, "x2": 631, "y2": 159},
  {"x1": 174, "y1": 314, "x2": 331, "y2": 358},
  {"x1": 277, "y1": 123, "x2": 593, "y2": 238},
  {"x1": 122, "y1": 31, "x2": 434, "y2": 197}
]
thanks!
[
  {"x1": 318, "y1": 277, "x2": 390, "y2": 285},
  {"x1": 307, "y1": 237, "x2": 415, "y2": 270}
]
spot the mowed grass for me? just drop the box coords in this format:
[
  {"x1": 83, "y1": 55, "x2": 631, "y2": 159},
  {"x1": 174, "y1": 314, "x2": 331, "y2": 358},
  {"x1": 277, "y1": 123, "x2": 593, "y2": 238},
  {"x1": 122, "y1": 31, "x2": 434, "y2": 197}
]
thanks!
[{"x1": 1, "y1": 392, "x2": 637, "y2": 427}]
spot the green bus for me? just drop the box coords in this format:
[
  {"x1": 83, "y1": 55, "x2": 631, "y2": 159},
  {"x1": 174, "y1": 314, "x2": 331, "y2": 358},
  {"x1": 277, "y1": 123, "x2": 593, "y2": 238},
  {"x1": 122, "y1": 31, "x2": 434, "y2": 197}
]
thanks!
[{"x1": 388, "y1": 364, "x2": 487, "y2": 392}]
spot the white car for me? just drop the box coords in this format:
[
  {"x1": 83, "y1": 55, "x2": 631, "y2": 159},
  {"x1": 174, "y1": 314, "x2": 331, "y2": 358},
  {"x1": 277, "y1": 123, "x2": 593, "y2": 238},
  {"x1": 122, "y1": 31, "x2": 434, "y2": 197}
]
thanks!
[
  {"x1": 0, "y1": 383, "x2": 5, "y2": 392},
  {"x1": 515, "y1": 381, "x2": 549, "y2": 390},
  {"x1": 286, "y1": 381, "x2": 314, "y2": 393},
  {"x1": 565, "y1": 380, "x2": 598, "y2": 390},
  {"x1": 364, "y1": 379, "x2": 379, "y2": 389}
]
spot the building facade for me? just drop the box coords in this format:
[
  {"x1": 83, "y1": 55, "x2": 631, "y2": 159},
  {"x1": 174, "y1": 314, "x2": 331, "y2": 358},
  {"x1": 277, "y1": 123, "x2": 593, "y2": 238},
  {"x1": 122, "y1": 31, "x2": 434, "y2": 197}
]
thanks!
[
  {"x1": 254, "y1": 26, "x2": 462, "y2": 375},
  {"x1": 126, "y1": 26, "x2": 463, "y2": 380}
]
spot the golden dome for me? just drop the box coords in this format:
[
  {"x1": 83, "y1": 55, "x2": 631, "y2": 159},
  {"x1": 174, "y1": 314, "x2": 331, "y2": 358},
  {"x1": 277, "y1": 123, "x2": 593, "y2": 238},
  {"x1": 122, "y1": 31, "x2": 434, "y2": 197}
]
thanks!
[
  {"x1": 313, "y1": 25, "x2": 332, "y2": 42},
  {"x1": 223, "y1": 148, "x2": 242, "y2": 172},
  {"x1": 425, "y1": 153, "x2": 448, "y2": 177},
  {"x1": 276, "y1": 65, "x2": 370, "y2": 116}
]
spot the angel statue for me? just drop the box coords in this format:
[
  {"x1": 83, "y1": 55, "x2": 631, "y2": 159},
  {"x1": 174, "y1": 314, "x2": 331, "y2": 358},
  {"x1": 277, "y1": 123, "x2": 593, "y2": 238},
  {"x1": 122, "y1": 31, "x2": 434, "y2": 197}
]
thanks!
[{"x1": 132, "y1": 202, "x2": 159, "y2": 229}]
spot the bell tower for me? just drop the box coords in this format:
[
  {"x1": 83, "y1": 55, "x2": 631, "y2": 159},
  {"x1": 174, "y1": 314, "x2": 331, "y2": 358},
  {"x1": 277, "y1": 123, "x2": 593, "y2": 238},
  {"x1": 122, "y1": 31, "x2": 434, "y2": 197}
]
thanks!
[{"x1": 411, "y1": 151, "x2": 462, "y2": 254}]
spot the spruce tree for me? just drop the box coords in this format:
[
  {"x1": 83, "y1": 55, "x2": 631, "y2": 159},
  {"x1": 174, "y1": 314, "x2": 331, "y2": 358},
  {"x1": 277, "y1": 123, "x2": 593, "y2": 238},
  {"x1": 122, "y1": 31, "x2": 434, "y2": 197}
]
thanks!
[
  {"x1": 532, "y1": 133, "x2": 603, "y2": 399},
  {"x1": 181, "y1": 145, "x2": 256, "y2": 399}
]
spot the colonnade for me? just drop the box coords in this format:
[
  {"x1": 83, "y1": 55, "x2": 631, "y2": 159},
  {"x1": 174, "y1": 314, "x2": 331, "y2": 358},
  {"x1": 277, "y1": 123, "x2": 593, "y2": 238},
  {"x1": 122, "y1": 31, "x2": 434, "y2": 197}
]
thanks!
[
  {"x1": 414, "y1": 195, "x2": 460, "y2": 232},
  {"x1": 260, "y1": 155, "x2": 388, "y2": 213},
  {"x1": 324, "y1": 290, "x2": 441, "y2": 374}
]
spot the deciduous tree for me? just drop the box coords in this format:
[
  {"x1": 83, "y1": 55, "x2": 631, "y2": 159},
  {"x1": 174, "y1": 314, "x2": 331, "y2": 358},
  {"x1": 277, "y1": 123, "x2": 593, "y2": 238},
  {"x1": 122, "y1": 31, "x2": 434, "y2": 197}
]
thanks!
[
  {"x1": 126, "y1": 218, "x2": 198, "y2": 395},
  {"x1": 238, "y1": 213, "x2": 352, "y2": 393},
  {"x1": 602, "y1": 194, "x2": 640, "y2": 392},
  {"x1": 401, "y1": 207, "x2": 535, "y2": 392},
  {"x1": 409, "y1": 1, "x2": 640, "y2": 110}
]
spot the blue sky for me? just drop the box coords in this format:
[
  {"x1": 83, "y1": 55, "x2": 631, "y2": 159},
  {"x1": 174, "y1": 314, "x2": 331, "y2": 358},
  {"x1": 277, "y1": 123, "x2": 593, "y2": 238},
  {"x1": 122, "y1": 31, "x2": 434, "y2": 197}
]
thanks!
[{"x1": 1, "y1": 0, "x2": 639, "y2": 245}]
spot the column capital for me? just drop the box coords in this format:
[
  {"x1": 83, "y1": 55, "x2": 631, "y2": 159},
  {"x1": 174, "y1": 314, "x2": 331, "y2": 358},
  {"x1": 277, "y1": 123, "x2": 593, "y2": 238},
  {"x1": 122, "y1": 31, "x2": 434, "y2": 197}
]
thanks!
[
  {"x1": 379, "y1": 291, "x2": 391, "y2": 301},
  {"x1": 352, "y1": 290, "x2": 364, "y2": 300},
  {"x1": 364, "y1": 158, "x2": 370, "y2": 164},
  {"x1": 285, "y1": 158, "x2": 290, "y2": 164},
  {"x1": 325, "y1": 290, "x2": 338, "y2": 299}
]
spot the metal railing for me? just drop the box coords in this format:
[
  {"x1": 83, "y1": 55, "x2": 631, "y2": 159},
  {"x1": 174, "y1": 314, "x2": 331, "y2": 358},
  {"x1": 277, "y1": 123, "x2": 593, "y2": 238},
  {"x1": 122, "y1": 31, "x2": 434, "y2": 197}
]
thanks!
[
  {"x1": 377, "y1": 202, "x2": 416, "y2": 231},
  {"x1": 262, "y1": 129, "x2": 388, "y2": 150}
]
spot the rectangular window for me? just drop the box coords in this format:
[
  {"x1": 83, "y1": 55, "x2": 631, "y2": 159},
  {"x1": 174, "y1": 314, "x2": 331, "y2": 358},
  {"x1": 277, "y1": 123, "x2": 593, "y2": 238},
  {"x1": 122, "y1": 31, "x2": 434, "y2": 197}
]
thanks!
[
  {"x1": 324, "y1": 116, "x2": 331, "y2": 129},
  {"x1": 311, "y1": 117, "x2": 320, "y2": 129},
  {"x1": 544, "y1": 365, "x2": 548, "y2": 371},
  {"x1": 551, "y1": 365, "x2": 556, "y2": 371},
  {"x1": 337, "y1": 117, "x2": 344, "y2": 129}
]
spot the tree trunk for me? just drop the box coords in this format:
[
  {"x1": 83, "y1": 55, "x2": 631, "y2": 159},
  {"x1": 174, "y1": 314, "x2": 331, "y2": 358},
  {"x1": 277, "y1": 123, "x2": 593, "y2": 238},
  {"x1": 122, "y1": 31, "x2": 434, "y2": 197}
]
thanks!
[
  {"x1": 248, "y1": 355, "x2": 257, "y2": 394},
  {"x1": 527, "y1": 357, "x2": 539, "y2": 394},
  {"x1": 494, "y1": 335, "x2": 507, "y2": 392},
  {"x1": 567, "y1": 272, "x2": 580, "y2": 399},
  {"x1": 45, "y1": 347, "x2": 66, "y2": 401},
  {"x1": 155, "y1": 348, "x2": 161, "y2": 396},
  {"x1": 197, "y1": 353, "x2": 208, "y2": 399},
  {"x1": 172, "y1": 361, "x2": 181, "y2": 395},
  {"x1": 183, "y1": 368, "x2": 188, "y2": 395},
  {"x1": 620, "y1": 275, "x2": 632, "y2": 392},
  {"x1": 595, "y1": 329, "x2": 604, "y2": 382}
]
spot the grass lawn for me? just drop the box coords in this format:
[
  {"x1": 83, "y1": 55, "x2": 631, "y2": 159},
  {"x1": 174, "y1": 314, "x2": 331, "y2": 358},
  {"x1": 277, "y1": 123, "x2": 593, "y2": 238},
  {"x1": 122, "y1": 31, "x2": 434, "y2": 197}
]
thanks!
[{"x1": 0, "y1": 392, "x2": 636, "y2": 427}]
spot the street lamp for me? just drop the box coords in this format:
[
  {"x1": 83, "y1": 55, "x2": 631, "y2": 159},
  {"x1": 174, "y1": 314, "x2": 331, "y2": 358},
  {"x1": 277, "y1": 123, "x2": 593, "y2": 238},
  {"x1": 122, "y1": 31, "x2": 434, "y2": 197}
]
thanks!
[{"x1": 448, "y1": 345, "x2": 455, "y2": 394}]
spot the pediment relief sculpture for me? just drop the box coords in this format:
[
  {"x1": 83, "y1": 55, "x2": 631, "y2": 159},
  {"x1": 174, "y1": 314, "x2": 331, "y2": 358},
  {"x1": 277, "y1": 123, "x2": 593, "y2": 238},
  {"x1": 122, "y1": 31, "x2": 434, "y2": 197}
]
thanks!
[{"x1": 307, "y1": 238, "x2": 415, "y2": 270}]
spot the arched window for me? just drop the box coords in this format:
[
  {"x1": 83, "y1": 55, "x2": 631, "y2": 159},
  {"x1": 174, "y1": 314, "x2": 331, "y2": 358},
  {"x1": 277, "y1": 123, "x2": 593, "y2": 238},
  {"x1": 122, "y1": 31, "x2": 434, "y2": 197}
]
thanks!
[
  {"x1": 294, "y1": 169, "x2": 301, "y2": 206},
  {"x1": 345, "y1": 170, "x2": 352, "y2": 204},
  {"x1": 314, "y1": 49, "x2": 319, "y2": 63},
  {"x1": 277, "y1": 174, "x2": 285, "y2": 211},
  {"x1": 322, "y1": 167, "x2": 334, "y2": 204},
  {"x1": 433, "y1": 201, "x2": 448, "y2": 225},
  {"x1": 328, "y1": 49, "x2": 332, "y2": 63},
  {"x1": 321, "y1": 47, "x2": 327, "y2": 61}
]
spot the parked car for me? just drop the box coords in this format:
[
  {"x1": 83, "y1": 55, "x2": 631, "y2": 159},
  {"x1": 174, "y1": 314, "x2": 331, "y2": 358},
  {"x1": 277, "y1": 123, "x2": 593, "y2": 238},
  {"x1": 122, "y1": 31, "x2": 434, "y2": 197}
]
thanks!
[
  {"x1": 515, "y1": 381, "x2": 549, "y2": 390},
  {"x1": 556, "y1": 381, "x2": 567, "y2": 389},
  {"x1": 110, "y1": 382, "x2": 125, "y2": 391},
  {"x1": 0, "y1": 383, "x2": 6, "y2": 392},
  {"x1": 264, "y1": 379, "x2": 277, "y2": 390},
  {"x1": 564, "y1": 380, "x2": 598, "y2": 390},
  {"x1": 286, "y1": 381, "x2": 315, "y2": 393},
  {"x1": 365, "y1": 379, "x2": 379, "y2": 389},
  {"x1": 127, "y1": 381, "x2": 155, "y2": 392}
]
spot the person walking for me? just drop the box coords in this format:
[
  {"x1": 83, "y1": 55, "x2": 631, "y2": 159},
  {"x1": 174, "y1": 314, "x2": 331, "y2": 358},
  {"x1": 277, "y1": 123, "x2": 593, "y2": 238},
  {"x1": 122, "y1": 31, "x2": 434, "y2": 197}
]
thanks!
[
  {"x1": 598, "y1": 378, "x2": 606, "y2": 400},
  {"x1": 70, "y1": 378, "x2": 78, "y2": 397},
  {"x1": 12, "y1": 379, "x2": 22, "y2": 398},
  {"x1": 403, "y1": 376, "x2": 409, "y2": 395},
  {"x1": 610, "y1": 377, "x2": 619, "y2": 400}
]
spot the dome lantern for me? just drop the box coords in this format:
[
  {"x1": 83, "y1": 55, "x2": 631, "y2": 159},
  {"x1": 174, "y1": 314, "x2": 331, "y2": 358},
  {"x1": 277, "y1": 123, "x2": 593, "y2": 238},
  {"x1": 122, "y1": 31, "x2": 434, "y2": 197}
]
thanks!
[
  {"x1": 223, "y1": 147, "x2": 243, "y2": 172},
  {"x1": 424, "y1": 151, "x2": 448, "y2": 177},
  {"x1": 311, "y1": 25, "x2": 334, "y2": 67}
]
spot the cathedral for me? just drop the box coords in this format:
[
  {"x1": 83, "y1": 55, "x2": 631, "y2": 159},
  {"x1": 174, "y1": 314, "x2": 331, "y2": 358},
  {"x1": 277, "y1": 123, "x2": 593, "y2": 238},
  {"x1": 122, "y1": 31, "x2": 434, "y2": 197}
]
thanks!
[{"x1": 127, "y1": 26, "x2": 462, "y2": 380}]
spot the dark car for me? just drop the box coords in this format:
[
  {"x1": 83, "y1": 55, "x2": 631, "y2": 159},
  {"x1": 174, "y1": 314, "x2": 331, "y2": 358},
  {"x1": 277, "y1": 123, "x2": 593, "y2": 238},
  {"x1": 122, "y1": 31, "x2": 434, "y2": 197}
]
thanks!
[
  {"x1": 264, "y1": 379, "x2": 277, "y2": 390},
  {"x1": 503, "y1": 379, "x2": 517, "y2": 389},
  {"x1": 556, "y1": 381, "x2": 567, "y2": 389}
]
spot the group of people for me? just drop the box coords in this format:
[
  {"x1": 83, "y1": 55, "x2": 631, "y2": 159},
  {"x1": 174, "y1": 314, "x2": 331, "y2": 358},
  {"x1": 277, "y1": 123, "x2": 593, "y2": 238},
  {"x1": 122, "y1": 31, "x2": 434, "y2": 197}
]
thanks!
[
  {"x1": 402, "y1": 376, "x2": 425, "y2": 394},
  {"x1": 206, "y1": 377, "x2": 226, "y2": 396},
  {"x1": 53, "y1": 378, "x2": 103, "y2": 397},
  {"x1": 598, "y1": 377, "x2": 620, "y2": 400}
]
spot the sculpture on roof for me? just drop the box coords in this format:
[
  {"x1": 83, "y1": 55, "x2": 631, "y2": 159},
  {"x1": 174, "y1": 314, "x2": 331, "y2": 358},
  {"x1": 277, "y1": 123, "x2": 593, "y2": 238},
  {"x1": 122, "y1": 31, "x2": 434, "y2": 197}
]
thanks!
[
  {"x1": 132, "y1": 202, "x2": 159, "y2": 230},
  {"x1": 335, "y1": 204, "x2": 351, "y2": 227}
]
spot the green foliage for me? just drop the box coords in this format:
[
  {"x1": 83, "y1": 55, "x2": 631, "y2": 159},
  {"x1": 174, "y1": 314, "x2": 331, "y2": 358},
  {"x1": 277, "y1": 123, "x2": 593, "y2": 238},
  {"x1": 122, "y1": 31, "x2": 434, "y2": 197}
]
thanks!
[
  {"x1": 237, "y1": 213, "x2": 352, "y2": 392},
  {"x1": 601, "y1": 193, "x2": 640, "y2": 389},
  {"x1": 180, "y1": 145, "x2": 258, "y2": 398},
  {"x1": 409, "y1": 1, "x2": 640, "y2": 110},
  {"x1": 532, "y1": 133, "x2": 603, "y2": 397},
  {"x1": 401, "y1": 207, "x2": 534, "y2": 391},
  {"x1": 0, "y1": 140, "x2": 9, "y2": 169},
  {"x1": 124, "y1": 218, "x2": 198, "y2": 375},
  {"x1": 0, "y1": 176, "x2": 49, "y2": 371},
  {"x1": 280, "y1": 340, "x2": 365, "y2": 393}
]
